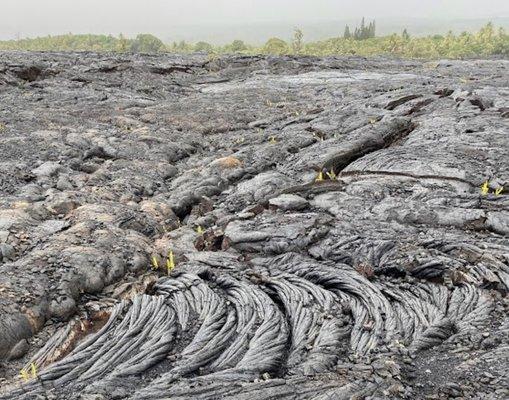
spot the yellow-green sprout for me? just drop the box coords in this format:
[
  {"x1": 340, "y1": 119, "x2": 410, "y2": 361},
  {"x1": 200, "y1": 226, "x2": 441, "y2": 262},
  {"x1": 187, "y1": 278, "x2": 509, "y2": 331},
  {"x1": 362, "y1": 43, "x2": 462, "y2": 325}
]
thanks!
[
  {"x1": 151, "y1": 256, "x2": 159, "y2": 270},
  {"x1": 481, "y1": 181, "x2": 489, "y2": 196},
  {"x1": 30, "y1": 363, "x2": 37, "y2": 378},
  {"x1": 20, "y1": 368, "x2": 30, "y2": 382},
  {"x1": 495, "y1": 187, "x2": 504, "y2": 196},
  {"x1": 326, "y1": 168, "x2": 337, "y2": 180},
  {"x1": 315, "y1": 171, "x2": 324, "y2": 182},
  {"x1": 166, "y1": 251, "x2": 175, "y2": 275}
]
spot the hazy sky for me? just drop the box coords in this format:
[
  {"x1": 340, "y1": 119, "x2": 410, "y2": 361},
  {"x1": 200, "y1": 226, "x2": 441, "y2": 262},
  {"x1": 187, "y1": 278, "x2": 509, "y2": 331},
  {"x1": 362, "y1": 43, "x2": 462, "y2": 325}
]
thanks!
[{"x1": 2, "y1": 0, "x2": 508, "y2": 40}]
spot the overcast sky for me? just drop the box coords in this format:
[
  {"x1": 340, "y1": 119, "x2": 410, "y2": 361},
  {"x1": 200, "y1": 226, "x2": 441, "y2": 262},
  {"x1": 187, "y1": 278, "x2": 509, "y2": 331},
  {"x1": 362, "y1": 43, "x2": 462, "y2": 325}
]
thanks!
[{"x1": 2, "y1": 0, "x2": 508, "y2": 40}]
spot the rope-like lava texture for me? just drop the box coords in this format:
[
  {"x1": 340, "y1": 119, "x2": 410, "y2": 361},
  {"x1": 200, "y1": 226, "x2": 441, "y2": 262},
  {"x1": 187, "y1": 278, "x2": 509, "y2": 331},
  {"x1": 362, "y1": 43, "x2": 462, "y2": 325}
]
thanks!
[{"x1": 2, "y1": 257, "x2": 492, "y2": 399}]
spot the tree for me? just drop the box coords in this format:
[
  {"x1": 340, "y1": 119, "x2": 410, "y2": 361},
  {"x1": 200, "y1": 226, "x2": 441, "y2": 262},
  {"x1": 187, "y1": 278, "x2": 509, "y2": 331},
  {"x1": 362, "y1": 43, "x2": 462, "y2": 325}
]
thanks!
[
  {"x1": 292, "y1": 28, "x2": 304, "y2": 54},
  {"x1": 352, "y1": 18, "x2": 376, "y2": 40},
  {"x1": 194, "y1": 41, "x2": 213, "y2": 52},
  {"x1": 370, "y1": 21, "x2": 376, "y2": 38},
  {"x1": 130, "y1": 34, "x2": 164, "y2": 53},
  {"x1": 360, "y1": 17, "x2": 366, "y2": 37},
  {"x1": 230, "y1": 39, "x2": 247, "y2": 52},
  {"x1": 479, "y1": 22, "x2": 495, "y2": 40},
  {"x1": 344, "y1": 25, "x2": 351, "y2": 39},
  {"x1": 117, "y1": 34, "x2": 129, "y2": 52},
  {"x1": 402, "y1": 29, "x2": 410, "y2": 40},
  {"x1": 263, "y1": 37, "x2": 290, "y2": 55}
]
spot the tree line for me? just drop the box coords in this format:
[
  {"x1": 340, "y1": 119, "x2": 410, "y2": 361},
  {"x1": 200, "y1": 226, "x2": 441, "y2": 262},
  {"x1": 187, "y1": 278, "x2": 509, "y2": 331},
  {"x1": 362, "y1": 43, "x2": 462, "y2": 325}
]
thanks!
[
  {"x1": 344, "y1": 18, "x2": 376, "y2": 40},
  {"x1": 0, "y1": 22, "x2": 507, "y2": 59}
]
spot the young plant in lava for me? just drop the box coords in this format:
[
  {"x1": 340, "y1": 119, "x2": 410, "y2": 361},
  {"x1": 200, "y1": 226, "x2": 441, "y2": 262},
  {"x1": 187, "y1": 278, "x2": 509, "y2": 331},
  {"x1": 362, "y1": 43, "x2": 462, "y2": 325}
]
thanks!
[{"x1": 166, "y1": 250, "x2": 175, "y2": 275}]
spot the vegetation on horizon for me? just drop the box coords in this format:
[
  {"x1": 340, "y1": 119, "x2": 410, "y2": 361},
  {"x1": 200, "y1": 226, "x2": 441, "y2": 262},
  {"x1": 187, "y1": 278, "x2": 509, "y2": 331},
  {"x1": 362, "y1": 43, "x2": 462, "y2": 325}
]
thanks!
[{"x1": 0, "y1": 21, "x2": 507, "y2": 59}]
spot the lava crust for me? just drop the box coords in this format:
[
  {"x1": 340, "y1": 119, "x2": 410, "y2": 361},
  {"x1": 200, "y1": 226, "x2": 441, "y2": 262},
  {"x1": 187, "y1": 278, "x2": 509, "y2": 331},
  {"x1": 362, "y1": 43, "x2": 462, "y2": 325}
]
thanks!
[{"x1": 0, "y1": 52, "x2": 508, "y2": 399}]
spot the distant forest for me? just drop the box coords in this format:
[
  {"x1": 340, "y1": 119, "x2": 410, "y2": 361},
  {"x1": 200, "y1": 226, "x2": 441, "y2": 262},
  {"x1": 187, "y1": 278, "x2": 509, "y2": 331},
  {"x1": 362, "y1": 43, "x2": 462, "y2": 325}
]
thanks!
[{"x1": 0, "y1": 21, "x2": 507, "y2": 59}]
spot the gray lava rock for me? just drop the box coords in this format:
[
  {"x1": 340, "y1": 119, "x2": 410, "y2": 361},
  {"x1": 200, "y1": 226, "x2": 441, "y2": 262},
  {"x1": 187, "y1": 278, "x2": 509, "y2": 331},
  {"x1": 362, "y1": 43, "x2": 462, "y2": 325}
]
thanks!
[
  {"x1": 6, "y1": 339, "x2": 29, "y2": 360},
  {"x1": 0, "y1": 243, "x2": 15, "y2": 261},
  {"x1": 0, "y1": 52, "x2": 507, "y2": 400},
  {"x1": 31, "y1": 161, "x2": 61, "y2": 177},
  {"x1": 269, "y1": 194, "x2": 309, "y2": 211},
  {"x1": 49, "y1": 295, "x2": 77, "y2": 321}
]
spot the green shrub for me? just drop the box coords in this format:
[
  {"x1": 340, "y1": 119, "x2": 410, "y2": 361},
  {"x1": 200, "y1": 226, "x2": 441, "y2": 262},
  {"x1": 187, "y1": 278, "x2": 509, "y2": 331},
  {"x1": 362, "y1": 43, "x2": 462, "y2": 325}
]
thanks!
[
  {"x1": 230, "y1": 39, "x2": 247, "y2": 52},
  {"x1": 263, "y1": 37, "x2": 290, "y2": 55},
  {"x1": 130, "y1": 34, "x2": 164, "y2": 53},
  {"x1": 194, "y1": 41, "x2": 213, "y2": 53}
]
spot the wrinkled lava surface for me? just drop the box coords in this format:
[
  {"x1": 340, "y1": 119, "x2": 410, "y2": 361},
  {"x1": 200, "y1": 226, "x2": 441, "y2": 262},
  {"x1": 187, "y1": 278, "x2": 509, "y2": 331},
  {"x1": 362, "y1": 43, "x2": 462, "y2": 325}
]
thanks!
[{"x1": 0, "y1": 52, "x2": 508, "y2": 399}]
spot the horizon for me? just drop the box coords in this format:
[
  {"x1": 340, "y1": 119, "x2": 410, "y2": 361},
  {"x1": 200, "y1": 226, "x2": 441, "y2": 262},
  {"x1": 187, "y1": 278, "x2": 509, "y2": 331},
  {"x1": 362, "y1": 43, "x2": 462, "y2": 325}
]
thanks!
[
  {"x1": 3, "y1": 16, "x2": 509, "y2": 46},
  {"x1": 2, "y1": 0, "x2": 509, "y2": 43}
]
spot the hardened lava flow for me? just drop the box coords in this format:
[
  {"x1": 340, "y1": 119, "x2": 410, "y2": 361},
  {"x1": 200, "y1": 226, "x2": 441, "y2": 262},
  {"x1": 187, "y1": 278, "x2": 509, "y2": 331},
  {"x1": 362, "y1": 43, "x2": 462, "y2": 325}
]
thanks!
[{"x1": 0, "y1": 52, "x2": 508, "y2": 399}]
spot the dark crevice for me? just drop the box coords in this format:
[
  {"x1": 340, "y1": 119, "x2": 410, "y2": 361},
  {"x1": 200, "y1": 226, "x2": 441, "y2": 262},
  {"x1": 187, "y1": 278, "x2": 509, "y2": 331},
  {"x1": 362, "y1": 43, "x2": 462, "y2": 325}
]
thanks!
[
  {"x1": 385, "y1": 94, "x2": 422, "y2": 110},
  {"x1": 322, "y1": 119, "x2": 416, "y2": 174}
]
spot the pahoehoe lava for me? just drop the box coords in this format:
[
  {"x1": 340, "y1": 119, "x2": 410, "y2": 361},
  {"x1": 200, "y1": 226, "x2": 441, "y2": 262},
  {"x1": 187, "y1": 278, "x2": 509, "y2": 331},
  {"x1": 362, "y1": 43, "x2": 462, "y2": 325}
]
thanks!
[{"x1": 0, "y1": 52, "x2": 508, "y2": 399}]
